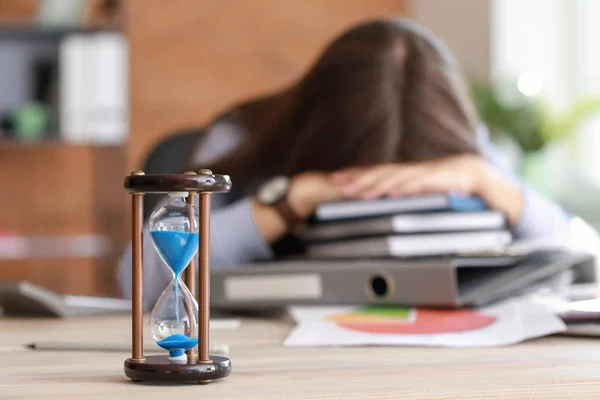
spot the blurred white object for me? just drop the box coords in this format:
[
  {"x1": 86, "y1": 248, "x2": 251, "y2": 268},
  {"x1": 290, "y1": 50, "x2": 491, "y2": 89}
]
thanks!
[
  {"x1": 566, "y1": 216, "x2": 600, "y2": 283},
  {"x1": 37, "y1": 0, "x2": 88, "y2": 27},
  {"x1": 59, "y1": 34, "x2": 90, "y2": 143},
  {"x1": 285, "y1": 295, "x2": 566, "y2": 348},
  {"x1": 59, "y1": 33, "x2": 128, "y2": 144},
  {"x1": 0, "y1": 235, "x2": 29, "y2": 259},
  {"x1": 88, "y1": 33, "x2": 128, "y2": 144},
  {"x1": 511, "y1": 216, "x2": 600, "y2": 254},
  {"x1": 0, "y1": 235, "x2": 110, "y2": 260},
  {"x1": 566, "y1": 216, "x2": 600, "y2": 254},
  {"x1": 510, "y1": 215, "x2": 600, "y2": 296}
]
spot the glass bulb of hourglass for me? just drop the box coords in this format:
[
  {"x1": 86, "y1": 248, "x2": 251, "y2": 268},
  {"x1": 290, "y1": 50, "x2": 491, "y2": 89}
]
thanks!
[{"x1": 148, "y1": 193, "x2": 199, "y2": 360}]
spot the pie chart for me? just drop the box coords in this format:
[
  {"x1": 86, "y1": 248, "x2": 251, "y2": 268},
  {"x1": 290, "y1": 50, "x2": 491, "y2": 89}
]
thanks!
[{"x1": 325, "y1": 306, "x2": 496, "y2": 335}]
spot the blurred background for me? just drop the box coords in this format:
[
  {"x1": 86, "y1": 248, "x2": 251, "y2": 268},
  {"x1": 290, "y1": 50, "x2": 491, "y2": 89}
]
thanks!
[{"x1": 0, "y1": 0, "x2": 598, "y2": 298}]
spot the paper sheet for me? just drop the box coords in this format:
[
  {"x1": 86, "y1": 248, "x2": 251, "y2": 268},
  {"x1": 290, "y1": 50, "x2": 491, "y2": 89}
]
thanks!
[{"x1": 284, "y1": 296, "x2": 566, "y2": 348}]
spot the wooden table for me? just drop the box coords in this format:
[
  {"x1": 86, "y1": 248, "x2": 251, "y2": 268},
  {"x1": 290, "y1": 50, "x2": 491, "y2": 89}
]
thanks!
[{"x1": 2, "y1": 315, "x2": 600, "y2": 399}]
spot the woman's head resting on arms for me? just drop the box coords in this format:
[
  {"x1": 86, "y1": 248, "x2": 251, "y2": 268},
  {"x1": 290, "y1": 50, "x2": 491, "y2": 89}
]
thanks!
[
  {"x1": 196, "y1": 18, "x2": 526, "y2": 227},
  {"x1": 203, "y1": 18, "x2": 482, "y2": 180}
]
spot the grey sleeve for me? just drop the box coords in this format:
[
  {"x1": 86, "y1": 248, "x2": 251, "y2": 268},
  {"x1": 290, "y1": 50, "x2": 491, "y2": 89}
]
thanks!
[
  {"x1": 476, "y1": 124, "x2": 571, "y2": 241},
  {"x1": 116, "y1": 120, "x2": 274, "y2": 307},
  {"x1": 477, "y1": 126, "x2": 600, "y2": 272}
]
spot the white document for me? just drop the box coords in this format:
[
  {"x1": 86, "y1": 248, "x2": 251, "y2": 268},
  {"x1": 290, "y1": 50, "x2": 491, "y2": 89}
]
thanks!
[
  {"x1": 59, "y1": 32, "x2": 128, "y2": 144},
  {"x1": 59, "y1": 34, "x2": 91, "y2": 143},
  {"x1": 284, "y1": 296, "x2": 566, "y2": 348},
  {"x1": 88, "y1": 33, "x2": 128, "y2": 144}
]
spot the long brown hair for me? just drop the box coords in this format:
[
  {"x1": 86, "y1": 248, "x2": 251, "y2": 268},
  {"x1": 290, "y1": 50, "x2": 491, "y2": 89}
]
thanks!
[{"x1": 196, "y1": 18, "x2": 482, "y2": 182}]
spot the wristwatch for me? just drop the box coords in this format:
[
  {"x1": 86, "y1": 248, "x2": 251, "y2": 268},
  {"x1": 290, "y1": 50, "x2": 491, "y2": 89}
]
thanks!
[{"x1": 256, "y1": 176, "x2": 301, "y2": 229}]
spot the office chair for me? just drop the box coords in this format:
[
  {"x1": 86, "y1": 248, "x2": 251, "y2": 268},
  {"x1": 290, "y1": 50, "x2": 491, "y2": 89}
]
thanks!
[{"x1": 140, "y1": 128, "x2": 205, "y2": 221}]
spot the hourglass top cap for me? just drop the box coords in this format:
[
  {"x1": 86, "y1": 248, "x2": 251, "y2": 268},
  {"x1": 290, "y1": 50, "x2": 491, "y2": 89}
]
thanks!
[{"x1": 124, "y1": 171, "x2": 231, "y2": 194}]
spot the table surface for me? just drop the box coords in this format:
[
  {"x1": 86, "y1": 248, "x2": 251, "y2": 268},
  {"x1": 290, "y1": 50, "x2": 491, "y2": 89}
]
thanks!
[{"x1": 2, "y1": 314, "x2": 600, "y2": 399}]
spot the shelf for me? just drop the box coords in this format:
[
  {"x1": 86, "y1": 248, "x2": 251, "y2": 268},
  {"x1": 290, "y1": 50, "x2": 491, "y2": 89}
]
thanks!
[
  {"x1": 0, "y1": 234, "x2": 111, "y2": 260},
  {"x1": 0, "y1": 24, "x2": 122, "y2": 41},
  {"x1": 0, "y1": 138, "x2": 125, "y2": 149}
]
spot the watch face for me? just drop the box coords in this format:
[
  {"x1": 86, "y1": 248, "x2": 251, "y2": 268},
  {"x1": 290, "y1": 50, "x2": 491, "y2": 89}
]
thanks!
[{"x1": 257, "y1": 176, "x2": 290, "y2": 205}]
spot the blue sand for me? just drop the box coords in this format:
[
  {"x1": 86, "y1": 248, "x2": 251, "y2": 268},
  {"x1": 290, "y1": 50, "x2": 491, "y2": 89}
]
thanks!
[
  {"x1": 150, "y1": 231, "x2": 199, "y2": 276},
  {"x1": 157, "y1": 333, "x2": 198, "y2": 358},
  {"x1": 150, "y1": 231, "x2": 198, "y2": 355}
]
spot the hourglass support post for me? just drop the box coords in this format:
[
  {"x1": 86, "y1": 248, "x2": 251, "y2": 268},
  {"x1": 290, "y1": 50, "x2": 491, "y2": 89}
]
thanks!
[
  {"x1": 184, "y1": 181, "x2": 198, "y2": 360},
  {"x1": 130, "y1": 171, "x2": 145, "y2": 362},
  {"x1": 184, "y1": 192, "x2": 198, "y2": 297},
  {"x1": 199, "y1": 191, "x2": 211, "y2": 363}
]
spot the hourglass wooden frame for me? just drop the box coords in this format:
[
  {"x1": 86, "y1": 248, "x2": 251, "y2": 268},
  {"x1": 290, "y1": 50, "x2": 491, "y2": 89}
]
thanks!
[{"x1": 123, "y1": 169, "x2": 232, "y2": 384}]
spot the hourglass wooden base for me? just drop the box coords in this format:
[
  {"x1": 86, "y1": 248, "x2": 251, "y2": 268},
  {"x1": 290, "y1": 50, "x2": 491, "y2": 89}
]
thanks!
[
  {"x1": 124, "y1": 170, "x2": 232, "y2": 385},
  {"x1": 124, "y1": 355, "x2": 231, "y2": 383}
]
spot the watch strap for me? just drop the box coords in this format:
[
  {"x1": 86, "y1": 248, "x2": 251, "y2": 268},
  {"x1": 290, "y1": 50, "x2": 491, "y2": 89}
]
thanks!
[{"x1": 274, "y1": 197, "x2": 302, "y2": 229}]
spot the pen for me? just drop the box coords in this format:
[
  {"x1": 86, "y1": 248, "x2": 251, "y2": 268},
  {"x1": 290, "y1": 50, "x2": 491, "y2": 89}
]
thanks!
[{"x1": 25, "y1": 342, "x2": 229, "y2": 356}]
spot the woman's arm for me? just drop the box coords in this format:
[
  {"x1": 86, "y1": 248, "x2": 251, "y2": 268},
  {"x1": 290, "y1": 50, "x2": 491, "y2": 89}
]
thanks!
[
  {"x1": 477, "y1": 126, "x2": 600, "y2": 262},
  {"x1": 475, "y1": 125, "x2": 571, "y2": 242}
]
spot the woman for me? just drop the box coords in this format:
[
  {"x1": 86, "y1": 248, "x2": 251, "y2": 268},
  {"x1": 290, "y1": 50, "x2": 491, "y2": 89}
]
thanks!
[{"x1": 118, "y1": 18, "x2": 579, "y2": 307}]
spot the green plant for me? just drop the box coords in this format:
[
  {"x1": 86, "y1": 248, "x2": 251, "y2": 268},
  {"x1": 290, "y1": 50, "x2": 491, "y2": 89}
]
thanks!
[{"x1": 470, "y1": 80, "x2": 600, "y2": 154}]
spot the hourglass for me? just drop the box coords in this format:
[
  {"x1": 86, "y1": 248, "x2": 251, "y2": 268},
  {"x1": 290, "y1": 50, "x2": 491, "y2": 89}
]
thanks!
[
  {"x1": 148, "y1": 193, "x2": 199, "y2": 361},
  {"x1": 123, "y1": 169, "x2": 232, "y2": 384}
]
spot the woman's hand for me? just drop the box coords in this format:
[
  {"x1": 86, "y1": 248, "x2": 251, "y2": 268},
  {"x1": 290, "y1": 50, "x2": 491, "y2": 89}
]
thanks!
[
  {"x1": 331, "y1": 155, "x2": 483, "y2": 199},
  {"x1": 288, "y1": 171, "x2": 345, "y2": 218},
  {"x1": 331, "y1": 155, "x2": 525, "y2": 226}
]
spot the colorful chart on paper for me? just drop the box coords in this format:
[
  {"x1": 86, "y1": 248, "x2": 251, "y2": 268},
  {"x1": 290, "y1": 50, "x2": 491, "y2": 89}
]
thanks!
[{"x1": 324, "y1": 306, "x2": 497, "y2": 335}]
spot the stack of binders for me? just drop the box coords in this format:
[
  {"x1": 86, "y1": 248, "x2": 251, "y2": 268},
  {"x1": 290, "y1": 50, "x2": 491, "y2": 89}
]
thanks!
[
  {"x1": 210, "y1": 194, "x2": 597, "y2": 309},
  {"x1": 303, "y1": 193, "x2": 512, "y2": 259}
]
